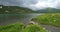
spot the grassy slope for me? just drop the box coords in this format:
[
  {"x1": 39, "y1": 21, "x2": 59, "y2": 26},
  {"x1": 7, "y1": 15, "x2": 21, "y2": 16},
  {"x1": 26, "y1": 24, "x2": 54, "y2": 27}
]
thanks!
[
  {"x1": 0, "y1": 23, "x2": 24, "y2": 32},
  {"x1": 0, "y1": 23, "x2": 47, "y2": 32},
  {"x1": 0, "y1": 6, "x2": 35, "y2": 14},
  {"x1": 33, "y1": 13, "x2": 60, "y2": 27}
]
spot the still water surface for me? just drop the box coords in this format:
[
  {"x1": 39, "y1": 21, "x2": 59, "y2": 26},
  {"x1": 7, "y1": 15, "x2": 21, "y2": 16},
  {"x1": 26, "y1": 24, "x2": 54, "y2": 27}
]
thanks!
[
  {"x1": 0, "y1": 13, "x2": 40, "y2": 25},
  {"x1": 0, "y1": 13, "x2": 60, "y2": 32}
]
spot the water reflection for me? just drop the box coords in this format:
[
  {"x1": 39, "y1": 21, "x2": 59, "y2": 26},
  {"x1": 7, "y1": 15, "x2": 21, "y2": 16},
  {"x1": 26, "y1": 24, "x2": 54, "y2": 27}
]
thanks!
[{"x1": 0, "y1": 14, "x2": 40, "y2": 26}]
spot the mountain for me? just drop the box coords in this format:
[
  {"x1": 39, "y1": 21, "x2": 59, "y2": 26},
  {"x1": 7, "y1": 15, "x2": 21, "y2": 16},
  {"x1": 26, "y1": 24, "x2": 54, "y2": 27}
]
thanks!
[
  {"x1": 36, "y1": 8, "x2": 60, "y2": 13},
  {"x1": 0, "y1": 5, "x2": 35, "y2": 14}
]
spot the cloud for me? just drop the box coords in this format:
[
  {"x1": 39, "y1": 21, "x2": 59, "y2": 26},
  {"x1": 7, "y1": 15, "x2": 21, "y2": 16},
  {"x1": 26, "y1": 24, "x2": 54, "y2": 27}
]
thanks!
[
  {"x1": 28, "y1": 0, "x2": 60, "y2": 10},
  {"x1": 0, "y1": 0, "x2": 60, "y2": 10}
]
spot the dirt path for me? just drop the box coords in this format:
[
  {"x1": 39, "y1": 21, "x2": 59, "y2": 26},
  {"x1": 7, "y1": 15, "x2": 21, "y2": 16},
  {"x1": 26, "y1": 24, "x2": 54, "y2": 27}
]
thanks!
[{"x1": 40, "y1": 24, "x2": 60, "y2": 32}]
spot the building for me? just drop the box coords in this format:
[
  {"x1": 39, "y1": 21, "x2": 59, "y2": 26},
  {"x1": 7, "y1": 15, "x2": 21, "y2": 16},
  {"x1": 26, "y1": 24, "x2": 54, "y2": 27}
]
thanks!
[{"x1": 0, "y1": 5, "x2": 3, "y2": 8}]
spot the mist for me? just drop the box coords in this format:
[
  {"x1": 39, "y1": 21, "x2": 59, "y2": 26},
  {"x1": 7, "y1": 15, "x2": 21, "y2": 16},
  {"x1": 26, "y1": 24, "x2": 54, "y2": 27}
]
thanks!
[{"x1": 0, "y1": 0, "x2": 60, "y2": 10}]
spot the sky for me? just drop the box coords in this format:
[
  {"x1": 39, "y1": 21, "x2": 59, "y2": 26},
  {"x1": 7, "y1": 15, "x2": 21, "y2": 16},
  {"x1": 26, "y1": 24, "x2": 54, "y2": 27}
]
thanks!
[{"x1": 0, "y1": 0, "x2": 60, "y2": 10}]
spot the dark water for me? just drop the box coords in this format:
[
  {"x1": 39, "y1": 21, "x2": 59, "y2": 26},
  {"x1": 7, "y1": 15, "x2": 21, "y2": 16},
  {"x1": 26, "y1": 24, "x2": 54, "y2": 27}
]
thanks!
[
  {"x1": 0, "y1": 13, "x2": 60, "y2": 32},
  {"x1": 0, "y1": 13, "x2": 40, "y2": 26}
]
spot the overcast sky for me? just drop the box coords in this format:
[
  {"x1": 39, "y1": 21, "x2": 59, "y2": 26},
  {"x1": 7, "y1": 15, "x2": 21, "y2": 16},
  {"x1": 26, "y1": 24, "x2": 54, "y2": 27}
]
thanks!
[{"x1": 0, "y1": 0, "x2": 60, "y2": 10}]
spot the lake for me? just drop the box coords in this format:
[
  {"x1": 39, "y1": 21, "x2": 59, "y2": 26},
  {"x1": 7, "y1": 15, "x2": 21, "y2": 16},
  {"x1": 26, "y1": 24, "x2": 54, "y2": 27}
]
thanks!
[
  {"x1": 0, "y1": 13, "x2": 60, "y2": 32},
  {"x1": 0, "y1": 13, "x2": 40, "y2": 26}
]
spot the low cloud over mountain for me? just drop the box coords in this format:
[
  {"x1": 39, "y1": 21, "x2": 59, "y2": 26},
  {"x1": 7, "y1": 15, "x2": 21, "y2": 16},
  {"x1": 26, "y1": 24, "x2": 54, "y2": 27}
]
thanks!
[{"x1": 0, "y1": 0, "x2": 60, "y2": 10}]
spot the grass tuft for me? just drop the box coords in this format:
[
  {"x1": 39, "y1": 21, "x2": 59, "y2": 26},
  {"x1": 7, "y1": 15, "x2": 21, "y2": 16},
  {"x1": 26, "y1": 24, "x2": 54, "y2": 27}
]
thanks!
[{"x1": 0, "y1": 23, "x2": 48, "y2": 32}]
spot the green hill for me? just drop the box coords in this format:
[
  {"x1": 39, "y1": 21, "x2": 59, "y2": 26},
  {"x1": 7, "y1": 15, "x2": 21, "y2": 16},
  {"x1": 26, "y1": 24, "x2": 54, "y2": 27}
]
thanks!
[
  {"x1": 0, "y1": 5, "x2": 35, "y2": 14},
  {"x1": 36, "y1": 8, "x2": 60, "y2": 13}
]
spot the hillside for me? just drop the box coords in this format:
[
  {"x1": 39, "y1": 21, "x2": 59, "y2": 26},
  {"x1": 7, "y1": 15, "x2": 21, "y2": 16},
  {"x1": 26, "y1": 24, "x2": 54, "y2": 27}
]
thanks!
[
  {"x1": 0, "y1": 5, "x2": 35, "y2": 14},
  {"x1": 36, "y1": 8, "x2": 60, "y2": 13}
]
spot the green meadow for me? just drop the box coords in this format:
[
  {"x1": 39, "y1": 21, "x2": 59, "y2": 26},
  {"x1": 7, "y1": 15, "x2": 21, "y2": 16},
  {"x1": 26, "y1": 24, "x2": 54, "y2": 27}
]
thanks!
[{"x1": 32, "y1": 13, "x2": 60, "y2": 27}]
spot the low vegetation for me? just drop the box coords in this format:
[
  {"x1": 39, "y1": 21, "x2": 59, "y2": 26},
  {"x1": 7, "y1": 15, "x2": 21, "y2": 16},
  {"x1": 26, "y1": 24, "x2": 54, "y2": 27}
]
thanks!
[
  {"x1": 21, "y1": 24, "x2": 48, "y2": 32},
  {"x1": 32, "y1": 13, "x2": 60, "y2": 27},
  {"x1": 0, "y1": 23, "x2": 48, "y2": 32},
  {"x1": 0, "y1": 23, "x2": 24, "y2": 32}
]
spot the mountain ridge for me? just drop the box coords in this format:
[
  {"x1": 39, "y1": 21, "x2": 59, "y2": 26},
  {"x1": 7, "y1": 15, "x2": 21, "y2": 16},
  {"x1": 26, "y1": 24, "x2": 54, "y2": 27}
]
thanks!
[
  {"x1": 36, "y1": 7, "x2": 60, "y2": 13},
  {"x1": 0, "y1": 5, "x2": 35, "y2": 14}
]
